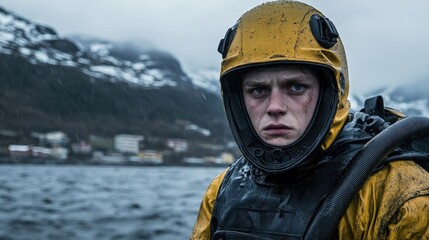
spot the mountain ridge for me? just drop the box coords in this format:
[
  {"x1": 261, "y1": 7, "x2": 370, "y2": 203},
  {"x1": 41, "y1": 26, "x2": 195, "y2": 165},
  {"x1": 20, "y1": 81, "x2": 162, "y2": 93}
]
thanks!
[
  {"x1": 0, "y1": 6, "x2": 228, "y2": 144},
  {"x1": 0, "y1": 5, "x2": 428, "y2": 147}
]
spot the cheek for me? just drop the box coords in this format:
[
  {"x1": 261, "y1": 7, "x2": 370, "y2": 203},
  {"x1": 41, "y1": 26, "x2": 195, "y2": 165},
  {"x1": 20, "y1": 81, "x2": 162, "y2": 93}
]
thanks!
[
  {"x1": 311, "y1": 90, "x2": 319, "y2": 110},
  {"x1": 246, "y1": 105, "x2": 262, "y2": 123},
  {"x1": 244, "y1": 98, "x2": 260, "y2": 124},
  {"x1": 297, "y1": 92, "x2": 318, "y2": 124},
  {"x1": 304, "y1": 92, "x2": 319, "y2": 119},
  {"x1": 245, "y1": 101, "x2": 267, "y2": 131}
]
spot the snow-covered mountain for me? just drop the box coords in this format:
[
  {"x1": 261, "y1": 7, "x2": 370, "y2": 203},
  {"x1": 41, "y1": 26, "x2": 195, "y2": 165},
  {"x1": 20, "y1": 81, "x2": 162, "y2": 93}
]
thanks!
[
  {"x1": 0, "y1": 6, "x2": 229, "y2": 143},
  {"x1": 350, "y1": 82, "x2": 429, "y2": 117},
  {"x1": 0, "y1": 6, "x2": 219, "y2": 93},
  {"x1": 1, "y1": 4, "x2": 427, "y2": 143},
  {"x1": 187, "y1": 69, "x2": 220, "y2": 94}
]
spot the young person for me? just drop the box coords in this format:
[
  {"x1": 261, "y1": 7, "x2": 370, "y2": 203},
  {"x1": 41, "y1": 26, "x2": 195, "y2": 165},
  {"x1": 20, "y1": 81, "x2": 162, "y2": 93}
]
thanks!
[{"x1": 192, "y1": 1, "x2": 429, "y2": 239}]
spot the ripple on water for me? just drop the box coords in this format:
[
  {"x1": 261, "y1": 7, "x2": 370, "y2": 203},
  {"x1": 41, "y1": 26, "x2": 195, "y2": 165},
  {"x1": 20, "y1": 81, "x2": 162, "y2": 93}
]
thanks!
[{"x1": 0, "y1": 165, "x2": 225, "y2": 240}]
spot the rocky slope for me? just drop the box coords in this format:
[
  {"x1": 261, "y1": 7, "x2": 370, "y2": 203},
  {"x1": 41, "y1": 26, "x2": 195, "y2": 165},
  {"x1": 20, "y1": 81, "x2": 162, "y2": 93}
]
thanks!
[{"x1": 0, "y1": 6, "x2": 228, "y2": 143}]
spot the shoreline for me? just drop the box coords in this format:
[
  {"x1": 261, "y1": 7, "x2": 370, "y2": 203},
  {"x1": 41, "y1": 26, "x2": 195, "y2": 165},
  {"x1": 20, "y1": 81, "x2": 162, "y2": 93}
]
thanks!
[{"x1": 0, "y1": 156, "x2": 230, "y2": 168}]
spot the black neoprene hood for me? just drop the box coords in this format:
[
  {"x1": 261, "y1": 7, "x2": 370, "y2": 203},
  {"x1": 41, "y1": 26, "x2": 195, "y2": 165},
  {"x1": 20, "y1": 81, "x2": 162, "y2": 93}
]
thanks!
[{"x1": 221, "y1": 65, "x2": 338, "y2": 174}]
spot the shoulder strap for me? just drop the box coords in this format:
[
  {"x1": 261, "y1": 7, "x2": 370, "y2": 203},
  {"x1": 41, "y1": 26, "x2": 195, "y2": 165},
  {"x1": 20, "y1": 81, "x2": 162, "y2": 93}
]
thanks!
[{"x1": 303, "y1": 116, "x2": 429, "y2": 239}]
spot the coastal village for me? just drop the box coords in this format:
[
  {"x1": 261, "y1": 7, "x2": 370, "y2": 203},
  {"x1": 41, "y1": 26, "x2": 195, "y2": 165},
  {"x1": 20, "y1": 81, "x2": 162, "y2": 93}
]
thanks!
[{"x1": 0, "y1": 128, "x2": 239, "y2": 166}]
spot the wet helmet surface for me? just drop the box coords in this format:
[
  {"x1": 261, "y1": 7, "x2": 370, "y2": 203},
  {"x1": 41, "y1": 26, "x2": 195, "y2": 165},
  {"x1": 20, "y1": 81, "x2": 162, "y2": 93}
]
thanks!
[{"x1": 218, "y1": 0, "x2": 350, "y2": 174}]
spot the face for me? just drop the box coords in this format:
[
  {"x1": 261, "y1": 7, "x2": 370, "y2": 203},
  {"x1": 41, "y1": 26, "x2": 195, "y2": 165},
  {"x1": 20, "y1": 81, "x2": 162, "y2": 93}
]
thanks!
[{"x1": 242, "y1": 66, "x2": 320, "y2": 146}]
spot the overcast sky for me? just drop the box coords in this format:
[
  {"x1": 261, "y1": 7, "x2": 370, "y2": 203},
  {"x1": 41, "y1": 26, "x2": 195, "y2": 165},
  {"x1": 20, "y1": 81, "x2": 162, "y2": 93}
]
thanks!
[{"x1": 1, "y1": 0, "x2": 428, "y2": 95}]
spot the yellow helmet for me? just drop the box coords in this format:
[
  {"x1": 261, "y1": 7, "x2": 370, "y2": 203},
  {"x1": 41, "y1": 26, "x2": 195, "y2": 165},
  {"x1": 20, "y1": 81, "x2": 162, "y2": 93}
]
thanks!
[{"x1": 218, "y1": 0, "x2": 350, "y2": 174}]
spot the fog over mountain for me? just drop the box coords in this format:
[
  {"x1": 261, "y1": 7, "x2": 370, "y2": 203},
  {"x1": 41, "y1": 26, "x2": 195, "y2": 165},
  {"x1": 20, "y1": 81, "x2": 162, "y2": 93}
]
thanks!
[
  {"x1": 0, "y1": 6, "x2": 228, "y2": 143},
  {"x1": 350, "y1": 79, "x2": 429, "y2": 116}
]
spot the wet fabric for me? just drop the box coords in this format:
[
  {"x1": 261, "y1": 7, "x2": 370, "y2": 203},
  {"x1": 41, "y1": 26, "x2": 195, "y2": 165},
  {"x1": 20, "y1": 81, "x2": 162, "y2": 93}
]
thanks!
[
  {"x1": 208, "y1": 122, "x2": 372, "y2": 239},
  {"x1": 191, "y1": 160, "x2": 429, "y2": 239}
]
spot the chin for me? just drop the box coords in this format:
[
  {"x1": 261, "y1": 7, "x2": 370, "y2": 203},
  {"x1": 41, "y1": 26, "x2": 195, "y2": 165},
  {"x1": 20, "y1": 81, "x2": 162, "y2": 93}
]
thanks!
[{"x1": 265, "y1": 138, "x2": 293, "y2": 147}]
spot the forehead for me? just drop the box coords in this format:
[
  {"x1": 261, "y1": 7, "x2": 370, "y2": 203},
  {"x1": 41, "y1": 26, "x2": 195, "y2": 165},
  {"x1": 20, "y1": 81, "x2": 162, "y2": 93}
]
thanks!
[{"x1": 242, "y1": 66, "x2": 319, "y2": 83}]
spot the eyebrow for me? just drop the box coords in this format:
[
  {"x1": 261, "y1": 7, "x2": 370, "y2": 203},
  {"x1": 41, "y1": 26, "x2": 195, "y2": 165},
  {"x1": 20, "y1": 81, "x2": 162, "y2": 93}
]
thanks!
[
  {"x1": 243, "y1": 75, "x2": 316, "y2": 86},
  {"x1": 242, "y1": 79, "x2": 266, "y2": 85}
]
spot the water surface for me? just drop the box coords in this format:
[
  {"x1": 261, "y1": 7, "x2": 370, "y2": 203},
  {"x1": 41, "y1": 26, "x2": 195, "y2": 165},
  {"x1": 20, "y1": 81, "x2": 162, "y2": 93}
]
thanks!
[{"x1": 0, "y1": 164, "x2": 224, "y2": 240}]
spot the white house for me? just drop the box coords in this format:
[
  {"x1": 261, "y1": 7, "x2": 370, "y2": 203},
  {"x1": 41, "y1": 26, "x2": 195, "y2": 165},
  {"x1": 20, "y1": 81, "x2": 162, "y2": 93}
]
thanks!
[
  {"x1": 114, "y1": 134, "x2": 144, "y2": 154},
  {"x1": 31, "y1": 131, "x2": 69, "y2": 146},
  {"x1": 166, "y1": 138, "x2": 188, "y2": 152}
]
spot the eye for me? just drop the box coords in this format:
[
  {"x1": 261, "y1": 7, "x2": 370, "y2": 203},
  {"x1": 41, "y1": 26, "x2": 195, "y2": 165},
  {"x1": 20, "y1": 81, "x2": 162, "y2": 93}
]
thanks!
[
  {"x1": 289, "y1": 84, "x2": 307, "y2": 94},
  {"x1": 248, "y1": 86, "x2": 270, "y2": 98},
  {"x1": 292, "y1": 84, "x2": 303, "y2": 91}
]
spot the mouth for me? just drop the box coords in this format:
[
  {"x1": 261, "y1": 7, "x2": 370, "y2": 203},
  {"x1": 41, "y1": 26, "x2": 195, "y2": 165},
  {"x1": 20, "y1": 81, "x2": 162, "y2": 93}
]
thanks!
[{"x1": 263, "y1": 124, "x2": 292, "y2": 135}]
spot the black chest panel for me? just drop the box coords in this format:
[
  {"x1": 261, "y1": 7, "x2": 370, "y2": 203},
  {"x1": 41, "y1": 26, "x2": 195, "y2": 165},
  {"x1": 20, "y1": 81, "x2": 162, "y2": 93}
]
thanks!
[
  {"x1": 210, "y1": 125, "x2": 372, "y2": 240},
  {"x1": 210, "y1": 101, "x2": 429, "y2": 240}
]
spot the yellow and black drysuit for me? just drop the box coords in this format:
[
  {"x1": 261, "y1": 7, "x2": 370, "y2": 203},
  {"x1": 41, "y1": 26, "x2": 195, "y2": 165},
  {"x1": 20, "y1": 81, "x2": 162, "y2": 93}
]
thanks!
[
  {"x1": 191, "y1": 1, "x2": 429, "y2": 239},
  {"x1": 191, "y1": 112, "x2": 429, "y2": 239}
]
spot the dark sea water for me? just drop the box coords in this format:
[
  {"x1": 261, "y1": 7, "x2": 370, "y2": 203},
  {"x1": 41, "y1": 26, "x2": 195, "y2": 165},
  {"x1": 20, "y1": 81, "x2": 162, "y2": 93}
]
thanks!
[{"x1": 0, "y1": 164, "x2": 225, "y2": 240}]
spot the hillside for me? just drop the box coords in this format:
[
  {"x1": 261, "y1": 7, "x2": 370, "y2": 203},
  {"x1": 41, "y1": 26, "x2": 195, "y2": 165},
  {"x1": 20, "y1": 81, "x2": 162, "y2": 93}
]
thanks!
[
  {"x1": 0, "y1": 6, "x2": 230, "y2": 144},
  {"x1": 1, "y1": 4, "x2": 428, "y2": 148}
]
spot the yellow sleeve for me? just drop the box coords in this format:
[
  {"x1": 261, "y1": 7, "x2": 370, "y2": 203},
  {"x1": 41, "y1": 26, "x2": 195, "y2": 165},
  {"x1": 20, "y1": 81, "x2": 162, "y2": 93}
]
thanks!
[
  {"x1": 385, "y1": 195, "x2": 429, "y2": 239},
  {"x1": 190, "y1": 168, "x2": 228, "y2": 240},
  {"x1": 338, "y1": 161, "x2": 429, "y2": 240}
]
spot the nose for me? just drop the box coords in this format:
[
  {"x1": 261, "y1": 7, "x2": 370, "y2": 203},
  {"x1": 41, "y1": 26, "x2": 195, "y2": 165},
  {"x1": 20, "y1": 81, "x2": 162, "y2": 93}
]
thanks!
[{"x1": 267, "y1": 89, "x2": 287, "y2": 117}]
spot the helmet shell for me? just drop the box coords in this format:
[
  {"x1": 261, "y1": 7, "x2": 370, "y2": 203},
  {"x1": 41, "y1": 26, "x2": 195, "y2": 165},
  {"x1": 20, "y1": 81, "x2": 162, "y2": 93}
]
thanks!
[{"x1": 219, "y1": 0, "x2": 350, "y2": 174}]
